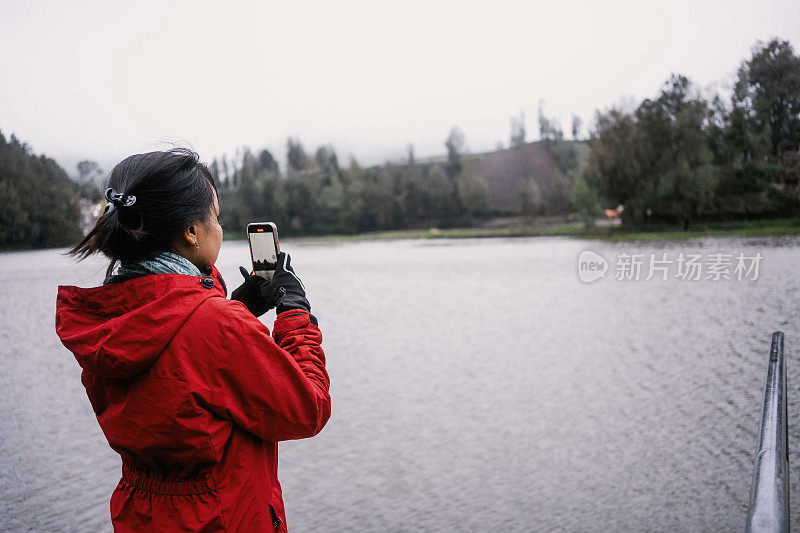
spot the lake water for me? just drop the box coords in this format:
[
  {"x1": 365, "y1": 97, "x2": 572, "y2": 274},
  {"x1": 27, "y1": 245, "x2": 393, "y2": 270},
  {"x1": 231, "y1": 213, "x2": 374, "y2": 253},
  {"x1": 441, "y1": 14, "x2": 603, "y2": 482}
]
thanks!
[{"x1": 1, "y1": 236, "x2": 799, "y2": 532}]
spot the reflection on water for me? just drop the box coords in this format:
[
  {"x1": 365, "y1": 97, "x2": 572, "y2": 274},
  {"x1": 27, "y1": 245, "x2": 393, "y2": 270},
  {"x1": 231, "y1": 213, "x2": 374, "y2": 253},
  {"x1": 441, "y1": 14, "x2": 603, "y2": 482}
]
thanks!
[{"x1": 1, "y1": 236, "x2": 799, "y2": 532}]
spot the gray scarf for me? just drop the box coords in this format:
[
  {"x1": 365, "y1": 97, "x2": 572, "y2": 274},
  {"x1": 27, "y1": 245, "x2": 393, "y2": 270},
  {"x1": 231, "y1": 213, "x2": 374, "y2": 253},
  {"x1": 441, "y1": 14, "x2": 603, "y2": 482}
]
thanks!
[{"x1": 116, "y1": 251, "x2": 203, "y2": 279}]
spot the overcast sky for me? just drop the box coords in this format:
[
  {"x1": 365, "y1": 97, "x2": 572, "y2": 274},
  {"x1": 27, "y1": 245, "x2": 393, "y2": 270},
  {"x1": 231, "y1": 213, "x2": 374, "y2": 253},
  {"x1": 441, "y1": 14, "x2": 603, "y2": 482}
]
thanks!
[{"x1": 1, "y1": 0, "x2": 798, "y2": 176}]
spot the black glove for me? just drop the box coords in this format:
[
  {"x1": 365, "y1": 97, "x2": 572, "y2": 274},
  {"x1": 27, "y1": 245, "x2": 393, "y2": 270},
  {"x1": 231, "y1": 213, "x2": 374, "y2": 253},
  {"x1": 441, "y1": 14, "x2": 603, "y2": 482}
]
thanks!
[
  {"x1": 230, "y1": 267, "x2": 270, "y2": 317},
  {"x1": 265, "y1": 252, "x2": 311, "y2": 314},
  {"x1": 230, "y1": 252, "x2": 310, "y2": 317}
]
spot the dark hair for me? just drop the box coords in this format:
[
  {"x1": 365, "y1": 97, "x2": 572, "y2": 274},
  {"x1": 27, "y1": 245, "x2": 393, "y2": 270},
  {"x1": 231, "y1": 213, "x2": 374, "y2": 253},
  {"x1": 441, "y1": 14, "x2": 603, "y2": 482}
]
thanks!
[{"x1": 69, "y1": 148, "x2": 218, "y2": 276}]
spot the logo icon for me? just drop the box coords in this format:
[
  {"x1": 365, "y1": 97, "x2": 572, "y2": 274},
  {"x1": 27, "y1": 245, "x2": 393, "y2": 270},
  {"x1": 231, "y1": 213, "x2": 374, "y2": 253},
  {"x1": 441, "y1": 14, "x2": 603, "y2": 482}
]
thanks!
[{"x1": 578, "y1": 250, "x2": 608, "y2": 283}]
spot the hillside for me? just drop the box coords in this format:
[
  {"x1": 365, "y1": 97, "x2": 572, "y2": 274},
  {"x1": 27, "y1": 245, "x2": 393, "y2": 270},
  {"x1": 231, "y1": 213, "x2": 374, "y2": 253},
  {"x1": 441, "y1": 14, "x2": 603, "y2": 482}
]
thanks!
[{"x1": 414, "y1": 139, "x2": 589, "y2": 212}]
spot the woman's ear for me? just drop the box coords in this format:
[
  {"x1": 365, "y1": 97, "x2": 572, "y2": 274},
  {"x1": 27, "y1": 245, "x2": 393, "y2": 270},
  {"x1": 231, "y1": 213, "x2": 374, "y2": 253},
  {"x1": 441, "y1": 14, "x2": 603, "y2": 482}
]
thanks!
[{"x1": 182, "y1": 223, "x2": 198, "y2": 247}]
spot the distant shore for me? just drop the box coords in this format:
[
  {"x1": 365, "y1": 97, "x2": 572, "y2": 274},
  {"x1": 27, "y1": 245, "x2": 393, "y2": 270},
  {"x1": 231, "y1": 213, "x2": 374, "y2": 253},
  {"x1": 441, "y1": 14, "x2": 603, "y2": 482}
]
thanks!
[
  {"x1": 221, "y1": 217, "x2": 800, "y2": 244},
  {"x1": 3, "y1": 218, "x2": 797, "y2": 253}
]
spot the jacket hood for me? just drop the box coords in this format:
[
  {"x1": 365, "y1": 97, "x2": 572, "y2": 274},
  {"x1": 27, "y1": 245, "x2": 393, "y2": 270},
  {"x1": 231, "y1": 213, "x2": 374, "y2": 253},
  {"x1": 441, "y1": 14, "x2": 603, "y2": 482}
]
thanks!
[{"x1": 56, "y1": 264, "x2": 227, "y2": 378}]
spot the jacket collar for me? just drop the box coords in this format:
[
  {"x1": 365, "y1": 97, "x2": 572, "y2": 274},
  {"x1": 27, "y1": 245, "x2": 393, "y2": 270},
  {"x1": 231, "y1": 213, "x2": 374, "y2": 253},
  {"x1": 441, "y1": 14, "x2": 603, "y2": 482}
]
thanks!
[
  {"x1": 103, "y1": 262, "x2": 227, "y2": 297},
  {"x1": 202, "y1": 263, "x2": 227, "y2": 297}
]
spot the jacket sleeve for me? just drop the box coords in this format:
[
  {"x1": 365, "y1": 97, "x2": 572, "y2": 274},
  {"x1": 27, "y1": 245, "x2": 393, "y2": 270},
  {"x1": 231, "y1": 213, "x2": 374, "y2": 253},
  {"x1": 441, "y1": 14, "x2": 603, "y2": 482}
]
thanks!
[{"x1": 192, "y1": 299, "x2": 331, "y2": 442}]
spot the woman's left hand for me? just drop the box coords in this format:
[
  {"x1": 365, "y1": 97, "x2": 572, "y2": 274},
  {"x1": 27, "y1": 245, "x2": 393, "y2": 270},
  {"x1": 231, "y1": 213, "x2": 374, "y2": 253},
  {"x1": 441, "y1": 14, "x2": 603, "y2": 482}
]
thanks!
[{"x1": 230, "y1": 266, "x2": 271, "y2": 317}]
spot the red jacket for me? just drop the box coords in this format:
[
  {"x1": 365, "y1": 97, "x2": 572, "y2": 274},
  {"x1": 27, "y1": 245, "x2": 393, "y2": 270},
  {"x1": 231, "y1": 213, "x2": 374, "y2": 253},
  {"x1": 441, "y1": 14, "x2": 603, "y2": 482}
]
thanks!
[{"x1": 55, "y1": 264, "x2": 330, "y2": 532}]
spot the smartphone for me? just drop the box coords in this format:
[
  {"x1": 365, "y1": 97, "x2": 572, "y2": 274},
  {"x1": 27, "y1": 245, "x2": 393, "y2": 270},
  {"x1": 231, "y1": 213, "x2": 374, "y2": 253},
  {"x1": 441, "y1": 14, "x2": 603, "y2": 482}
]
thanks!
[{"x1": 247, "y1": 222, "x2": 280, "y2": 280}]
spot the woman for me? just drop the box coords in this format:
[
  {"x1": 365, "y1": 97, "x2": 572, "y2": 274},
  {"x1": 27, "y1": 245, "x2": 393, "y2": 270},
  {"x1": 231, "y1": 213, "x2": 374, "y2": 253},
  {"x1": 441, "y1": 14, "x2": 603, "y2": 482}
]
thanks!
[{"x1": 55, "y1": 149, "x2": 330, "y2": 532}]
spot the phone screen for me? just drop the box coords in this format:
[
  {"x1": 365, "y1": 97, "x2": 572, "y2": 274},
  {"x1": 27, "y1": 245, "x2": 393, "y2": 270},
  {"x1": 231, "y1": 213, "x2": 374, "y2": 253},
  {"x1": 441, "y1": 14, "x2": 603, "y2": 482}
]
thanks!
[{"x1": 248, "y1": 224, "x2": 279, "y2": 279}]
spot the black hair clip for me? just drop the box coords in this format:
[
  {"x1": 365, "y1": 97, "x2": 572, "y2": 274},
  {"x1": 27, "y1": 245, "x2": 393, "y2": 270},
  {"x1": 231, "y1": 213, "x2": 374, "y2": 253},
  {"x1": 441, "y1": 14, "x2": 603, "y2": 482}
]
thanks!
[{"x1": 104, "y1": 188, "x2": 137, "y2": 213}]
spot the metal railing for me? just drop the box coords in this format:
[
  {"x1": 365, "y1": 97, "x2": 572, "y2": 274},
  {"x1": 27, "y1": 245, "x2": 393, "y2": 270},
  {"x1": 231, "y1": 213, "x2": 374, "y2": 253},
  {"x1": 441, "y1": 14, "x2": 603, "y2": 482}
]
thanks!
[{"x1": 746, "y1": 331, "x2": 789, "y2": 532}]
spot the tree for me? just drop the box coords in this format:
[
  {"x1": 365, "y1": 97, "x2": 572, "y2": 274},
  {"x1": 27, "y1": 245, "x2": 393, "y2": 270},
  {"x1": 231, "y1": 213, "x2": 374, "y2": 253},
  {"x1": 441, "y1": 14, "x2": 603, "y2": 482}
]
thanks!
[
  {"x1": 400, "y1": 152, "x2": 426, "y2": 227},
  {"x1": 538, "y1": 101, "x2": 564, "y2": 142},
  {"x1": 706, "y1": 95, "x2": 729, "y2": 165},
  {"x1": 312, "y1": 145, "x2": 339, "y2": 188},
  {"x1": 455, "y1": 163, "x2": 490, "y2": 217},
  {"x1": 646, "y1": 74, "x2": 716, "y2": 226},
  {"x1": 444, "y1": 126, "x2": 465, "y2": 178},
  {"x1": 509, "y1": 111, "x2": 526, "y2": 148},
  {"x1": 737, "y1": 39, "x2": 800, "y2": 159},
  {"x1": 584, "y1": 107, "x2": 642, "y2": 221},
  {"x1": 231, "y1": 148, "x2": 261, "y2": 226},
  {"x1": 283, "y1": 177, "x2": 315, "y2": 232},
  {"x1": 209, "y1": 158, "x2": 220, "y2": 183},
  {"x1": 75, "y1": 160, "x2": 103, "y2": 200},
  {"x1": 571, "y1": 114, "x2": 583, "y2": 140},
  {"x1": 314, "y1": 145, "x2": 339, "y2": 175},
  {"x1": 427, "y1": 164, "x2": 456, "y2": 227},
  {"x1": 257, "y1": 149, "x2": 279, "y2": 176},
  {"x1": 443, "y1": 127, "x2": 467, "y2": 222},
  {"x1": 221, "y1": 155, "x2": 230, "y2": 187},
  {"x1": 571, "y1": 177, "x2": 600, "y2": 227},
  {"x1": 77, "y1": 160, "x2": 102, "y2": 184},
  {"x1": 286, "y1": 137, "x2": 309, "y2": 172}
]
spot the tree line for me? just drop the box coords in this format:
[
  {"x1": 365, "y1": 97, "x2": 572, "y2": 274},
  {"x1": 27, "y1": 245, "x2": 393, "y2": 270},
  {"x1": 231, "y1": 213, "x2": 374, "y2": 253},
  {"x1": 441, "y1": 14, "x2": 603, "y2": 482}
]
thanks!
[
  {"x1": 214, "y1": 134, "x2": 485, "y2": 237},
  {"x1": 212, "y1": 109, "x2": 586, "y2": 237},
  {"x1": 579, "y1": 38, "x2": 800, "y2": 227},
  {"x1": 0, "y1": 131, "x2": 84, "y2": 248},
  {"x1": 2, "y1": 37, "x2": 797, "y2": 249}
]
